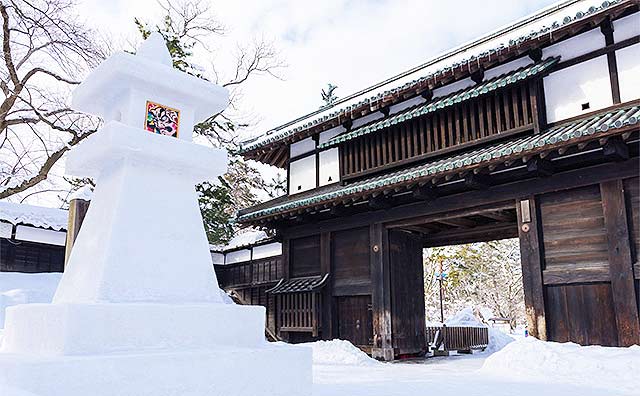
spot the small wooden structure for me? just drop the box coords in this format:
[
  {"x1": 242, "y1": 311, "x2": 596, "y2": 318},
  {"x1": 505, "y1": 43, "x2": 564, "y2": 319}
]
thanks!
[{"x1": 426, "y1": 326, "x2": 489, "y2": 354}]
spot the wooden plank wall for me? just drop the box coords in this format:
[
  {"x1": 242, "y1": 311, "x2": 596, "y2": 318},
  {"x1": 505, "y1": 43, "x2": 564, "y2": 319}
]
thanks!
[
  {"x1": 341, "y1": 81, "x2": 534, "y2": 180},
  {"x1": 623, "y1": 177, "x2": 640, "y2": 314},
  {"x1": 290, "y1": 235, "x2": 321, "y2": 277},
  {"x1": 388, "y1": 229, "x2": 426, "y2": 356},
  {"x1": 337, "y1": 295, "x2": 373, "y2": 347},
  {"x1": 523, "y1": 180, "x2": 640, "y2": 346},
  {"x1": 0, "y1": 239, "x2": 65, "y2": 273},
  {"x1": 332, "y1": 227, "x2": 371, "y2": 296}
]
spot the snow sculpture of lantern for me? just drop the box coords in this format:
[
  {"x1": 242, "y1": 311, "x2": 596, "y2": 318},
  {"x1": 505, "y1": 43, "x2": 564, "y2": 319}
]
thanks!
[{"x1": 0, "y1": 33, "x2": 311, "y2": 396}]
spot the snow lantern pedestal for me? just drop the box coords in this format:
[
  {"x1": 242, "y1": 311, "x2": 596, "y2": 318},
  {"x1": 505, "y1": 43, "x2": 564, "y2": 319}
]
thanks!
[{"x1": 0, "y1": 33, "x2": 311, "y2": 396}]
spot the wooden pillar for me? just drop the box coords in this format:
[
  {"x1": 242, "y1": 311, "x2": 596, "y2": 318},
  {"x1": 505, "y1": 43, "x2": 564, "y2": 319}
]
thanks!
[
  {"x1": 600, "y1": 180, "x2": 640, "y2": 346},
  {"x1": 516, "y1": 196, "x2": 547, "y2": 340},
  {"x1": 320, "y1": 232, "x2": 333, "y2": 339},
  {"x1": 370, "y1": 223, "x2": 393, "y2": 361},
  {"x1": 279, "y1": 237, "x2": 291, "y2": 341},
  {"x1": 64, "y1": 198, "x2": 90, "y2": 267}
]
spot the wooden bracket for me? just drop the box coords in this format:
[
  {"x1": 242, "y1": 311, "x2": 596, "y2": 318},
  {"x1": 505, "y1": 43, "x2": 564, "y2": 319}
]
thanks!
[
  {"x1": 343, "y1": 119, "x2": 353, "y2": 131},
  {"x1": 603, "y1": 137, "x2": 629, "y2": 162},
  {"x1": 368, "y1": 195, "x2": 392, "y2": 210},
  {"x1": 528, "y1": 48, "x2": 543, "y2": 63},
  {"x1": 420, "y1": 88, "x2": 433, "y2": 101},
  {"x1": 471, "y1": 68, "x2": 485, "y2": 84},
  {"x1": 526, "y1": 157, "x2": 554, "y2": 177},
  {"x1": 412, "y1": 185, "x2": 438, "y2": 200},
  {"x1": 380, "y1": 106, "x2": 390, "y2": 117},
  {"x1": 464, "y1": 173, "x2": 490, "y2": 190}
]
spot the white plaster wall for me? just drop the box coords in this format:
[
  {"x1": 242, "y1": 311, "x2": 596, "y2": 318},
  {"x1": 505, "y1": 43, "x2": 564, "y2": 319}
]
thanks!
[
  {"x1": 432, "y1": 77, "x2": 474, "y2": 98},
  {"x1": 15, "y1": 225, "x2": 66, "y2": 246},
  {"x1": 289, "y1": 155, "x2": 316, "y2": 194},
  {"x1": 319, "y1": 148, "x2": 339, "y2": 186},
  {"x1": 319, "y1": 126, "x2": 346, "y2": 145},
  {"x1": 290, "y1": 137, "x2": 316, "y2": 158},
  {"x1": 484, "y1": 56, "x2": 533, "y2": 80},
  {"x1": 613, "y1": 13, "x2": 640, "y2": 43},
  {"x1": 225, "y1": 249, "x2": 251, "y2": 264},
  {"x1": 616, "y1": 44, "x2": 640, "y2": 103},
  {"x1": 543, "y1": 28, "x2": 605, "y2": 61},
  {"x1": 543, "y1": 55, "x2": 612, "y2": 123},
  {"x1": 252, "y1": 242, "x2": 282, "y2": 260},
  {"x1": 210, "y1": 252, "x2": 225, "y2": 265}
]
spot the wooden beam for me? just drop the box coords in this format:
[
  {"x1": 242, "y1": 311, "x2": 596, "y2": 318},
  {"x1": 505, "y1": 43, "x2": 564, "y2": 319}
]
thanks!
[
  {"x1": 425, "y1": 222, "x2": 517, "y2": 247},
  {"x1": 320, "y1": 232, "x2": 333, "y2": 340},
  {"x1": 516, "y1": 196, "x2": 547, "y2": 340},
  {"x1": 368, "y1": 195, "x2": 392, "y2": 210},
  {"x1": 600, "y1": 180, "x2": 640, "y2": 346},
  {"x1": 603, "y1": 137, "x2": 629, "y2": 161},
  {"x1": 526, "y1": 157, "x2": 554, "y2": 177},
  {"x1": 479, "y1": 210, "x2": 516, "y2": 223},
  {"x1": 435, "y1": 217, "x2": 477, "y2": 229},
  {"x1": 370, "y1": 224, "x2": 394, "y2": 361}
]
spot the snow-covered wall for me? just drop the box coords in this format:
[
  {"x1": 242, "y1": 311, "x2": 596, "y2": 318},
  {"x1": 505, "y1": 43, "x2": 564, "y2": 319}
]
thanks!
[
  {"x1": 289, "y1": 155, "x2": 316, "y2": 194},
  {"x1": 14, "y1": 225, "x2": 66, "y2": 247},
  {"x1": 252, "y1": 242, "x2": 282, "y2": 260},
  {"x1": 543, "y1": 55, "x2": 612, "y2": 123},
  {"x1": 225, "y1": 249, "x2": 252, "y2": 264}
]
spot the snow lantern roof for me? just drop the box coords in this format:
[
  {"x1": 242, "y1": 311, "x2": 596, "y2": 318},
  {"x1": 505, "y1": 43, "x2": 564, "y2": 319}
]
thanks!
[
  {"x1": 71, "y1": 32, "x2": 229, "y2": 129},
  {"x1": 0, "y1": 201, "x2": 68, "y2": 231}
]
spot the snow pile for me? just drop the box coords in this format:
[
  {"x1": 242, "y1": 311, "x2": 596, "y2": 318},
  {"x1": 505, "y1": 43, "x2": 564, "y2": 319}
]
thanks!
[
  {"x1": 301, "y1": 340, "x2": 379, "y2": 366},
  {"x1": 445, "y1": 307, "x2": 483, "y2": 327},
  {"x1": 481, "y1": 338, "x2": 640, "y2": 394},
  {"x1": 69, "y1": 185, "x2": 94, "y2": 201},
  {"x1": 0, "y1": 272, "x2": 62, "y2": 329},
  {"x1": 211, "y1": 230, "x2": 270, "y2": 252},
  {"x1": 0, "y1": 201, "x2": 68, "y2": 231},
  {"x1": 445, "y1": 307, "x2": 513, "y2": 354}
]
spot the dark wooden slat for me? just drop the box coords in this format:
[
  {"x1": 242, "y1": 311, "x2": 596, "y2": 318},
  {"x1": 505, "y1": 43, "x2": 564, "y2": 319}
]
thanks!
[{"x1": 601, "y1": 179, "x2": 640, "y2": 346}]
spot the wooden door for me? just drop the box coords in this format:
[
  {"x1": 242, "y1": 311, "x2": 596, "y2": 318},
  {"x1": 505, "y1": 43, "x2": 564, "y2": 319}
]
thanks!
[{"x1": 337, "y1": 295, "x2": 373, "y2": 347}]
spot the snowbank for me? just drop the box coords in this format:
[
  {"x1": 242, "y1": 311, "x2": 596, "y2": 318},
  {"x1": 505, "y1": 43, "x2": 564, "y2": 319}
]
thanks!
[
  {"x1": 0, "y1": 201, "x2": 68, "y2": 231},
  {"x1": 0, "y1": 272, "x2": 62, "y2": 328},
  {"x1": 481, "y1": 337, "x2": 640, "y2": 394},
  {"x1": 445, "y1": 307, "x2": 513, "y2": 354},
  {"x1": 300, "y1": 340, "x2": 379, "y2": 366}
]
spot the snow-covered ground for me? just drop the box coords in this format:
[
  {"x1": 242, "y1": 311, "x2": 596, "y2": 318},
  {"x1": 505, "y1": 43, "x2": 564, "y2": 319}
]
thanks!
[{"x1": 1, "y1": 272, "x2": 638, "y2": 396}]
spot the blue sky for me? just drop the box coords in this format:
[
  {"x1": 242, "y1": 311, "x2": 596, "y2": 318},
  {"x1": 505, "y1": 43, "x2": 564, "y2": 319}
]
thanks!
[{"x1": 79, "y1": 0, "x2": 560, "y2": 140}]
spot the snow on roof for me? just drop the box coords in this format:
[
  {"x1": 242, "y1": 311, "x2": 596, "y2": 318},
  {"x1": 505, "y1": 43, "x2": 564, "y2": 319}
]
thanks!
[
  {"x1": 210, "y1": 230, "x2": 271, "y2": 252},
  {"x1": 0, "y1": 201, "x2": 68, "y2": 231},
  {"x1": 240, "y1": 0, "x2": 623, "y2": 153},
  {"x1": 68, "y1": 185, "x2": 94, "y2": 202}
]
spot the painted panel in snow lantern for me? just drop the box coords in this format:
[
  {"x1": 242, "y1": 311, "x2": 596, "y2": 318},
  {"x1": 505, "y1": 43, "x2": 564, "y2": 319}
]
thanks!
[{"x1": 145, "y1": 101, "x2": 180, "y2": 138}]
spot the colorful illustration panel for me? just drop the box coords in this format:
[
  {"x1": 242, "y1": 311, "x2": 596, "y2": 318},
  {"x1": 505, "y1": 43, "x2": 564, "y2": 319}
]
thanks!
[{"x1": 145, "y1": 101, "x2": 180, "y2": 138}]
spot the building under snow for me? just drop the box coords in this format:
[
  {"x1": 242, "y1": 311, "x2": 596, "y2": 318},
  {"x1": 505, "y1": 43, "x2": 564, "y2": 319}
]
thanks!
[{"x1": 230, "y1": 0, "x2": 640, "y2": 360}]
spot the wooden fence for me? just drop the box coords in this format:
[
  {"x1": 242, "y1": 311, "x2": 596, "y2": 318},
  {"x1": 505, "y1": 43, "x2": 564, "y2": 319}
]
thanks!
[{"x1": 425, "y1": 325, "x2": 489, "y2": 352}]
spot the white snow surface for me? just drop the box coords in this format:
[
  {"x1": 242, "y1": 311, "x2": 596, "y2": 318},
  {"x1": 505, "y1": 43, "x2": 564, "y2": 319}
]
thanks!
[
  {"x1": 0, "y1": 272, "x2": 62, "y2": 329},
  {"x1": 68, "y1": 185, "x2": 93, "y2": 201},
  {"x1": 481, "y1": 337, "x2": 640, "y2": 395},
  {"x1": 0, "y1": 201, "x2": 68, "y2": 231}
]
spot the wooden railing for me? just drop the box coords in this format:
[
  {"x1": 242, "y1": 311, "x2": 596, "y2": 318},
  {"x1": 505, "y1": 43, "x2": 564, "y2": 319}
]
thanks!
[
  {"x1": 341, "y1": 81, "x2": 536, "y2": 180},
  {"x1": 426, "y1": 325, "x2": 489, "y2": 352},
  {"x1": 214, "y1": 256, "x2": 284, "y2": 289},
  {"x1": 278, "y1": 292, "x2": 322, "y2": 337}
]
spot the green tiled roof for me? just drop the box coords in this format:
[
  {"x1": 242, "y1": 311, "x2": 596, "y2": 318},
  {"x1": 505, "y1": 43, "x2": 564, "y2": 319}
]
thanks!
[
  {"x1": 319, "y1": 57, "x2": 560, "y2": 149},
  {"x1": 236, "y1": 104, "x2": 639, "y2": 223},
  {"x1": 238, "y1": 0, "x2": 623, "y2": 155}
]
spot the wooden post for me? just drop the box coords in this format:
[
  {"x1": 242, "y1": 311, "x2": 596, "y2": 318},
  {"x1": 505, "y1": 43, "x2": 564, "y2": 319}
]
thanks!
[
  {"x1": 370, "y1": 223, "x2": 394, "y2": 361},
  {"x1": 600, "y1": 180, "x2": 640, "y2": 346},
  {"x1": 516, "y1": 196, "x2": 547, "y2": 340},
  {"x1": 320, "y1": 232, "x2": 333, "y2": 339},
  {"x1": 64, "y1": 198, "x2": 90, "y2": 267}
]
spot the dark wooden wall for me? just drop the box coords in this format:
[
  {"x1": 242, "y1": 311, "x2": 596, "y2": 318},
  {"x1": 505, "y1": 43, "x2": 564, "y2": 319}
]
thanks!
[
  {"x1": 332, "y1": 227, "x2": 371, "y2": 296},
  {"x1": 623, "y1": 177, "x2": 640, "y2": 315},
  {"x1": 290, "y1": 235, "x2": 321, "y2": 277},
  {"x1": 389, "y1": 229, "x2": 426, "y2": 356},
  {"x1": 340, "y1": 81, "x2": 536, "y2": 181},
  {"x1": 518, "y1": 177, "x2": 640, "y2": 346},
  {"x1": 0, "y1": 238, "x2": 65, "y2": 273}
]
